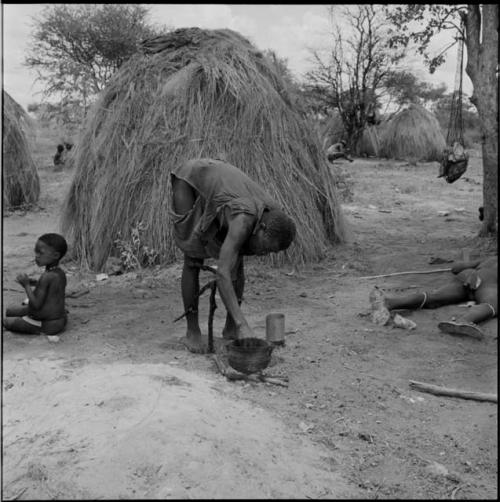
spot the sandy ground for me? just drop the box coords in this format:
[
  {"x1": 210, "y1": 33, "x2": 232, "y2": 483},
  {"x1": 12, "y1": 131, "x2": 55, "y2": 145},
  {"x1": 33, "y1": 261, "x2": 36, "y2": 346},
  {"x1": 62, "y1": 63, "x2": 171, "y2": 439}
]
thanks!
[{"x1": 2, "y1": 153, "x2": 497, "y2": 499}]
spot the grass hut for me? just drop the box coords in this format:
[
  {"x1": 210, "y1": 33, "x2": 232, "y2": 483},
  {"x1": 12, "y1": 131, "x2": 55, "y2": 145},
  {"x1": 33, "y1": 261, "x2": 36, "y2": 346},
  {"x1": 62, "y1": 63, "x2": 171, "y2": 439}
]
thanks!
[
  {"x1": 2, "y1": 91, "x2": 40, "y2": 209},
  {"x1": 379, "y1": 104, "x2": 446, "y2": 162},
  {"x1": 62, "y1": 27, "x2": 346, "y2": 270}
]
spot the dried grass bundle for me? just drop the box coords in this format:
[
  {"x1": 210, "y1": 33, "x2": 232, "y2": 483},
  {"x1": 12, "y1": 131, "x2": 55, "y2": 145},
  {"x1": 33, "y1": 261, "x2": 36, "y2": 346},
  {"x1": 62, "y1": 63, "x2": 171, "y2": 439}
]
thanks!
[
  {"x1": 62, "y1": 27, "x2": 346, "y2": 270},
  {"x1": 379, "y1": 104, "x2": 446, "y2": 162},
  {"x1": 2, "y1": 91, "x2": 40, "y2": 209}
]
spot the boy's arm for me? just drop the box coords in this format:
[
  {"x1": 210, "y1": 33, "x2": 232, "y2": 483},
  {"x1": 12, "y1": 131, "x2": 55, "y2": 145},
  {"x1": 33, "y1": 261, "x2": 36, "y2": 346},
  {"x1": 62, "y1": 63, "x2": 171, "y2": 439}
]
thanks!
[{"x1": 17, "y1": 273, "x2": 50, "y2": 311}]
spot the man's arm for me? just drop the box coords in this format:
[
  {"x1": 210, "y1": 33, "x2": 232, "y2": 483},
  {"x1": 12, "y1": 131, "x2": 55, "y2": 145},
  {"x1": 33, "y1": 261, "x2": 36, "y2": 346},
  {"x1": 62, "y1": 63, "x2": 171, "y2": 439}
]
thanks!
[
  {"x1": 216, "y1": 212, "x2": 256, "y2": 338},
  {"x1": 451, "y1": 260, "x2": 482, "y2": 274}
]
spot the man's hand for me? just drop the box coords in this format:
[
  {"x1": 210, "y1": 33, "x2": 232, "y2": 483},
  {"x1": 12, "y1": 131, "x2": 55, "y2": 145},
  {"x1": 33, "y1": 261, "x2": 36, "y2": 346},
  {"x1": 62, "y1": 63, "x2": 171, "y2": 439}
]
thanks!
[
  {"x1": 16, "y1": 273, "x2": 31, "y2": 287},
  {"x1": 237, "y1": 324, "x2": 255, "y2": 339},
  {"x1": 463, "y1": 270, "x2": 482, "y2": 290}
]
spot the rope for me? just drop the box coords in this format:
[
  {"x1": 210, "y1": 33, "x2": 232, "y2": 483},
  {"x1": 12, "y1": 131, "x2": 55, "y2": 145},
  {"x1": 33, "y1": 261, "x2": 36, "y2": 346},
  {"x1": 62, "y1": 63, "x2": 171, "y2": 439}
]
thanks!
[{"x1": 446, "y1": 20, "x2": 466, "y2": 147}]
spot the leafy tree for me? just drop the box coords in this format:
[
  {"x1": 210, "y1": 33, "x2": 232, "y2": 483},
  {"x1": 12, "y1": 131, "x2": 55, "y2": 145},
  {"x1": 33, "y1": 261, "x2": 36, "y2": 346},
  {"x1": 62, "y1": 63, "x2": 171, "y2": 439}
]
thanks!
[
  {"x1": 385, "y1": 4, "x2": 498, "y2": 236},
  {"x1": 431, "y1": 93, "x2": 480, "y2": 146},
  {"x1": 304, "y1": 5, "x2": 406, "y2": 149},
  {"x1": 25, "y1": 4, "x2": 164, "y2": 119},
  {"x1": 382, "y1": 70, "x2": 447, "y2": 115}
]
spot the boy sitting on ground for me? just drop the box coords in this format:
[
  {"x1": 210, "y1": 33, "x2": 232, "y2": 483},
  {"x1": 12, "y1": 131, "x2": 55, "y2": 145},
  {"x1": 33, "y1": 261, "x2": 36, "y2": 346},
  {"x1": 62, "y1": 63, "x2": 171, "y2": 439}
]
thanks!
[
  {"x1": 3, "y1": 233, "x2": 68, "y2": 336},
  {"x1": 369, "y1": 256, "x2": 497, "y2": 339}
]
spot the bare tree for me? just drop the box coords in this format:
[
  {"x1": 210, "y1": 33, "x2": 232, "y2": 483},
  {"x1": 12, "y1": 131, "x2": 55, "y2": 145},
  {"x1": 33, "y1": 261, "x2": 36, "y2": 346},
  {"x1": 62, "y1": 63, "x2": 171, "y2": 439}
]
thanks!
[{"x1": 305, "y1": 5, "x2": 406, "y2": 149}]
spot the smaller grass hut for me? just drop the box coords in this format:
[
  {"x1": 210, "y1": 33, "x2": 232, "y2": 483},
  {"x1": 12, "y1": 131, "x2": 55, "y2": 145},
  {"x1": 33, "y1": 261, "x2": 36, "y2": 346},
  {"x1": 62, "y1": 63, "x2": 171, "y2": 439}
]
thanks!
[
  {"x1": 3, "y1": 91, "x2": 40, "y2": 209},
  {"x1": 379, "y1": 104, "x2": 446, "y2": 162}
]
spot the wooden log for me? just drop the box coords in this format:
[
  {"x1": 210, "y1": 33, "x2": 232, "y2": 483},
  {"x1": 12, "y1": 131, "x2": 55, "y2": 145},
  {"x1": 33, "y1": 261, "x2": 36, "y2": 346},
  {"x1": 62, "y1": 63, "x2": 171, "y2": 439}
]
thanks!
[
  {"x1": 409, "y1": 380, "x2": 497, "y2": 403},
  {"x1": 360, "y1": 268, "x2": 451, "y2": 280}
]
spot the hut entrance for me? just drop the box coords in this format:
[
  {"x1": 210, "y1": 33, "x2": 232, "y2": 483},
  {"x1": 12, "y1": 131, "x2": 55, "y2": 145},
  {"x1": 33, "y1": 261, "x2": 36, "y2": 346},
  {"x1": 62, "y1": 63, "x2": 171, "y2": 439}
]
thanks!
[{"x1": 438, "y1": 20, "x2": 468, "y2": 183}]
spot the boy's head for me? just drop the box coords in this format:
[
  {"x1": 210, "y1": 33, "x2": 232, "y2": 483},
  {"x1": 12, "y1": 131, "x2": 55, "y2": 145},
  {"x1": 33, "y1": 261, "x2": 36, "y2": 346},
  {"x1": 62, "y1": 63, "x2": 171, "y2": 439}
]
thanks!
[
  {"x1": 57, "y1": 144, "x2": 64, "y2": 153},
  {"x1": 35, "y1": 233, "x2": 68, "y2": 267}
]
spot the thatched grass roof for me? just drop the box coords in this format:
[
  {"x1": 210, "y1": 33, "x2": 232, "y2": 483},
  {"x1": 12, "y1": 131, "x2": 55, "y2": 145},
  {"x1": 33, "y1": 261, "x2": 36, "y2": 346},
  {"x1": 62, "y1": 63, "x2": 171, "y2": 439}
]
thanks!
[
  {"x1": 2, "y1": 91, "x2": 40, "y2": 209},
  {"x1": 61, "y1": 27, "x2": 346, "y2": 271},
  {"x1": 379, "y1": 104, "x2": 446, "y2": 162}
]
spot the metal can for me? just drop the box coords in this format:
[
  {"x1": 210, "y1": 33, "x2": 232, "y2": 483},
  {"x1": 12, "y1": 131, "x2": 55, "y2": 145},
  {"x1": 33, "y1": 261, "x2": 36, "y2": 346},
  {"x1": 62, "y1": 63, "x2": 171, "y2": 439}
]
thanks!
[{"x1": 265, "y1": 313, "x2": 285, "y2": 346}]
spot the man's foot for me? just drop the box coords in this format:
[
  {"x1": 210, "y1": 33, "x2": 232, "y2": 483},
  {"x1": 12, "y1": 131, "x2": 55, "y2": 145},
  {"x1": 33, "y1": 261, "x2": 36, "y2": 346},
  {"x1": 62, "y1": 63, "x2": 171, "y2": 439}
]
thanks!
[
  {"x1": 179, "y1": 332, "x2": 209, "y2": 354},
  {"x1": 369, "y1": 287, "x2": 391, "y2": 326},
  {"x1": 438, "y1": 321, "x2": 484, "y2": 340}
]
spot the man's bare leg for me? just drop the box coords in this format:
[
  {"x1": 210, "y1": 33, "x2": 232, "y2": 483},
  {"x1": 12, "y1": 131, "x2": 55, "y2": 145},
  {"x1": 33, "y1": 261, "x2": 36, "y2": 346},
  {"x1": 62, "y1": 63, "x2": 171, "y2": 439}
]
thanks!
[
  {"x1": 178, "y1": 256, "x2": 210, "y2": 353},
  {"x1": 370, "y1": 279, "x2": 469, "y2": 325},
  {"x1": 222, "y1": 257, "x2": 244, "y2": 340},
  {"x1": 438, "y1": 284, "x2": 497, "y2": 339}
]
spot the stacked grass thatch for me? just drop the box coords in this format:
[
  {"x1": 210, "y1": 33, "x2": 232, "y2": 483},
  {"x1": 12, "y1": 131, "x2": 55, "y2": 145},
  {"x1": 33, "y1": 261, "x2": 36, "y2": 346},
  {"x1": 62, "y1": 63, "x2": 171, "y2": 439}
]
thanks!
[
  {"x1": 62, "y1": 27, "x2": 346, "y2": 271},
  {"x1": 3, "y1": 91, "x2": 40, "y2": 209},
  {"x1": 379, "y1": 104, "x2": 446, "y2": 162}
]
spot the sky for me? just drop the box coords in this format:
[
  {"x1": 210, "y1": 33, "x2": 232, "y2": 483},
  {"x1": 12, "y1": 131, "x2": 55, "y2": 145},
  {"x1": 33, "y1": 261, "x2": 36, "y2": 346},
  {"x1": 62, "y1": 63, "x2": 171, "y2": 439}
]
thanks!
[{"x1": 1, "y1": 3, "x2": 472, "y2": 110}]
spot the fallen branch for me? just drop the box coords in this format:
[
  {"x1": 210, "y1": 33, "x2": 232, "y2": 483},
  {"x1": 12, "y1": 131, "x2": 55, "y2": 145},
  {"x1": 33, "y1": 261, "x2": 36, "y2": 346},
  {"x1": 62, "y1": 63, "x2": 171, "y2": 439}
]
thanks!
[
  {"x1": 66, "y1": 288, "x2": 90, "y2": 299},
  {"x1": 360, "y1": 268, "x2": 451, "y2": 279},
  {"x1": 409, "y1": 380, "x2": 497, "y2": 403}
]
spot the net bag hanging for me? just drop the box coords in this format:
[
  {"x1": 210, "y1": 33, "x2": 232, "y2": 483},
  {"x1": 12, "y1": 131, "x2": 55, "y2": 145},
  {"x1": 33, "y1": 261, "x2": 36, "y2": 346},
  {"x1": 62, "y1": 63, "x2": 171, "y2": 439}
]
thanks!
[{"x1": 438, "y1": 22, "x2": 469, "y2": 184}]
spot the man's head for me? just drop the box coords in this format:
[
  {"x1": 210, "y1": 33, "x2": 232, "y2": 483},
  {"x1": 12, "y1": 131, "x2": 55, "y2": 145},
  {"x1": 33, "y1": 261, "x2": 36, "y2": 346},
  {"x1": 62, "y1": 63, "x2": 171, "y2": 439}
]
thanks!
[
  {"x1": 340, "y1": 140, "x2": 347, "y2": 147},
  {"x1": 245, "y1": 209, "x2": 296, "y2": 256},
  {"x1": 35, "y1": 233, "x2": 68, "y2": 267},
  {"x1": 57, "y1": 144, "x2": 64, "y2": 153}
]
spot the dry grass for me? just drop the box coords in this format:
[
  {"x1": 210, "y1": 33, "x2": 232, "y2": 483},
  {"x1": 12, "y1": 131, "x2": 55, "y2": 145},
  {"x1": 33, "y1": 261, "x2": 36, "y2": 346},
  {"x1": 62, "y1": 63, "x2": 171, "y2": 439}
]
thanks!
[
  {"x1": 2, "y1": 91, "x2": 40, "y2": 209},
  {"x1": 379, "y1": 104, "x2": 446, "y2": 162},
  {"x1": 61, "y1": 27, "x2": 346, "y2": 271}
]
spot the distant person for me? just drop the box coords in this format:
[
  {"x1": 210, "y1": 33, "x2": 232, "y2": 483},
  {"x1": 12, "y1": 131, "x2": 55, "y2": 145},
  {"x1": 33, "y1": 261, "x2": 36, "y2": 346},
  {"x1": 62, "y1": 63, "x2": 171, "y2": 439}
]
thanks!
[
  {"x1": 171, "y1": 158, "x2": 296, "y2": 353},
  {"x1": 369, "y1": 256, "x2": 497, "y2": 339},
  {"x1": 3, "y1": 233, "x2": 68, "y2": 336},
  {"x1": 53, "y1": 144, "x2": 65, "y2": 167},
  {"x1": 327, "y1": 140, "x2": 353, "y2": 163}
]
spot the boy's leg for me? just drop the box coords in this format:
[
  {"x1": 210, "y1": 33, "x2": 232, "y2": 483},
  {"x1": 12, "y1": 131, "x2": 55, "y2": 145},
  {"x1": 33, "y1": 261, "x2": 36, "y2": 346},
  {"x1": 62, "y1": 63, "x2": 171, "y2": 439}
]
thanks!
[
  {"x1": 222, "y1": 257, "x2": 244, "y2": 340},
  {"x1": 2, "y1": 317, "x2": 41, "y2": 335},
  {"x1": 5, "y1": 306, "x2": 29, "y2": 317}
]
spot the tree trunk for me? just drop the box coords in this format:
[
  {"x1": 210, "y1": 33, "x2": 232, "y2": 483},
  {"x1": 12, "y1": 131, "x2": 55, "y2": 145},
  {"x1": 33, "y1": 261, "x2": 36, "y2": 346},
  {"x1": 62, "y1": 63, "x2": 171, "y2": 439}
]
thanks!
[{"x1": 465, "y1": 4, "x2": 498, "y2": 235}]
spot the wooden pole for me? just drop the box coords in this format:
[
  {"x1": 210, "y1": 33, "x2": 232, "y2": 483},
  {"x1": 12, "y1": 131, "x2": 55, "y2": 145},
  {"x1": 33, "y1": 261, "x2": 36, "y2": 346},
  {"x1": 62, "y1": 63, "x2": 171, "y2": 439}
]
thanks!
[
  {"x1": 208, "y1": 280, "x2": 217, "y2": 354},
  {"x1": 360, "y1": 268, "x2": 451, "y2": 280},
  {"x1": 409, "y1": 380, "x2": 497, "y2": 403}
]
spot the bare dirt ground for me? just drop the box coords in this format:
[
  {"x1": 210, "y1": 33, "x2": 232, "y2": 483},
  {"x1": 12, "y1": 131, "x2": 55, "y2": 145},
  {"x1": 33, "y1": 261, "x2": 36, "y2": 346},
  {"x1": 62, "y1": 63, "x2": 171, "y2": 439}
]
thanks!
[{"x1": 2, "y1": 151, "x2": 497, "y2": 499}]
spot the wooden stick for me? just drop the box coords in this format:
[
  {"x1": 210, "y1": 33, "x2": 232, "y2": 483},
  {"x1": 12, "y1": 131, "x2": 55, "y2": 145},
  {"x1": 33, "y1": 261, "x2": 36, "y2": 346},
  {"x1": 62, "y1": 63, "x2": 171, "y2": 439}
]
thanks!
[
  {"x1": 360, "y1": 268, "x2": 451, "y2": 280},
  {"x1": 208, "y1": 281, "x2": 217, "y2": 353},
  {"x1": 409, "y1": 380, "x2": 497, "y2": 403},
  {"x1": 66, "y1": 288, "x2": 90, "y2": 299}
]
